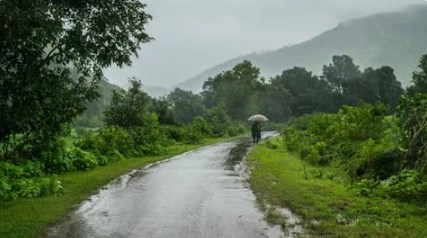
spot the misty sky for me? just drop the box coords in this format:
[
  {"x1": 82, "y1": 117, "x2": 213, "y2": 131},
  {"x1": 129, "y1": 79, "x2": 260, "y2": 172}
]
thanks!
[{"x1": 104, "y1": 0, "x2": 424, "y2": 89}]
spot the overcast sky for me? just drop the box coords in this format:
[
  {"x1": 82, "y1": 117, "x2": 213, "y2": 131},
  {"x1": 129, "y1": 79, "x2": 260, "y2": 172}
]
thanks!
[{"x1": 104, "y1": 0, "x2": 424, "y2": 89}]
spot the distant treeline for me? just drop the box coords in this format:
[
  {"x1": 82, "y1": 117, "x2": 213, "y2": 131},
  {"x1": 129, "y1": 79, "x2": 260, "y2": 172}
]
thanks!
[
  {"x1": 79, "y1": 54, "x2": 411, "y2": 127},
  {"x1": 149, "y1": 55, "x2": 405, "y2": 126}
]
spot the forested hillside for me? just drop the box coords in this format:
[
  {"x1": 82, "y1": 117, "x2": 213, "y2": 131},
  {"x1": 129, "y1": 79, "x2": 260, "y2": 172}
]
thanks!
[{"x1": 176, "y1": 5, "x2": 427, "y2": 92}]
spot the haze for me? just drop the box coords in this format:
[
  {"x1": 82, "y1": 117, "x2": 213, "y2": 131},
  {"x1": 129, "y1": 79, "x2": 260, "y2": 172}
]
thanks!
[{"x1": 104, "y1": 0, "x2": 423, "y2": 89}]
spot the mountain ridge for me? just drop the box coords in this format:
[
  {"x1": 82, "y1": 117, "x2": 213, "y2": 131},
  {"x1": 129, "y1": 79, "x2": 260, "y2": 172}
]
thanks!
[{"x1": 174, "y1": 4, "x2": 427, "y2": 92}]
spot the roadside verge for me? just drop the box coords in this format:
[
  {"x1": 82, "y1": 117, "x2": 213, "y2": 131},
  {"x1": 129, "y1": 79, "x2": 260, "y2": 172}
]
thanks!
[
  {"x1": 246, "y1": 136, "x2": 427, "y2": 237},
  {"x1": 0, "y1": 137, "x2": 230, "y2": 238}
]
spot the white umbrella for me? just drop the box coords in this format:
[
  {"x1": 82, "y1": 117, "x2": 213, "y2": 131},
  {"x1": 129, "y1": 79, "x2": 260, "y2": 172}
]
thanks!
[{"x1": 248, "y1": 114, "x2": 268, "y2": 122}]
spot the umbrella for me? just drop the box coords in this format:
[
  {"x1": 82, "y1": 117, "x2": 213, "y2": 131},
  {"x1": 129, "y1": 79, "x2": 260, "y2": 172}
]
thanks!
[{"x1": 248, "y1": 114, "x2": 268, "y2": 122}]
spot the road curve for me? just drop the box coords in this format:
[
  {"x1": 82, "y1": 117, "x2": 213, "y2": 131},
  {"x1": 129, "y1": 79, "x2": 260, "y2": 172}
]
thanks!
[{"x1": 48, "y1": 136, "x2": 284, "y2": 238}]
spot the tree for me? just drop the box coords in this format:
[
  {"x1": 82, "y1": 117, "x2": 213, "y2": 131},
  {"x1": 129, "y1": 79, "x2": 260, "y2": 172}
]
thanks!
[
  {"x1": 202, "y1": 60, "x2": 265, "y2": 120},
  {"x1": 149, "y1": 97, "x2": 177, "y2": 126},
  {"x1": 104, "y1": 79, "x2": 151, "y2": 128},
  {"x1": 167, "y1": 88, "x2": 206, "y2": 124},
  {"x1": 407, "y1": 54, "x2": 427, "y2": 95},
  {"x1": 322, "y1": 55, "x2": 362, "y2": 94},
  {"x1": 398, "y1": 94, "x2": 427, "y2": 172},
  {"x1": 369, "y1": 66, "x2": 403, "y2": 110},
  {"x1": 259, "y1": 80, "x2": 292, "y2": 122},
  {"x1": 398, "y1": 54, "x2": 427, "y2": 173},
  {"x1": 0, "y1": 1, "x2": 152, "y2": 158}
]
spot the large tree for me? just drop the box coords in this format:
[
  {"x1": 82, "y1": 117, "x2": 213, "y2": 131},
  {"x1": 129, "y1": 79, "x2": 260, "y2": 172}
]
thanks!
[
  {"x1": 167, "y1": 88, "x2": 205, "y2": 124},
  {"x1": 0, "y1": 1, "x2": 152, "y2": 156},
  {"x1": 104, "y1": 79, "x2": 151, "y2": 129},
  {"x1": 362, "y1": 66, "x2": 403, "y2": 109},
  {"x1": 202, "y1": 60, "x2": 265, "y2": 120},
  {"x1": 322, "y1": 55, "x2": 362, "y2": 95},
  {"x1": 407, "y1": 54, "x2": 427, "y2": 95}
]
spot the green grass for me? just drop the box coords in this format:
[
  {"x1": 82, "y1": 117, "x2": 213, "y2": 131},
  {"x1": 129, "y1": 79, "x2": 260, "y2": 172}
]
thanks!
[
  {"x1": 247, "y1": 137, "x2": 427, "y2": 238},
  {"x1": 0, "y1": 137, "x2": 229, "y2": 238}
]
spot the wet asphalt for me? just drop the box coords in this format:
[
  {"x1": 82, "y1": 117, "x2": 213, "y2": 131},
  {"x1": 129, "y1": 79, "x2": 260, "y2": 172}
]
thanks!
[{"x1": 48, "y1": 133, "x2": 284, "y2": 238}]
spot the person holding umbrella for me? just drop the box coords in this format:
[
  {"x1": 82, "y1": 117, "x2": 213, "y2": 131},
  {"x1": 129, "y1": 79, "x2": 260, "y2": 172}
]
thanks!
[
  {"x1": 251, "y1": 121, "x2": 261, "y2": 144},
  {"x1": 248, "y1": 114, "x2": 268, "y2": 144}
]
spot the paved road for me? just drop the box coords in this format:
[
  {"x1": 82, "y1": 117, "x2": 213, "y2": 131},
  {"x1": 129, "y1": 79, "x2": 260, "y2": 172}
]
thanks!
[{"x1": 48, "y1": 135, "x2": 284, "y2": 238}]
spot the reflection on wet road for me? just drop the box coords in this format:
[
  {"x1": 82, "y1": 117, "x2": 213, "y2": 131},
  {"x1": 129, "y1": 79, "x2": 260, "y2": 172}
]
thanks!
[{"x1": 48, "y1": 134, "x2": 284, "y2": 238}]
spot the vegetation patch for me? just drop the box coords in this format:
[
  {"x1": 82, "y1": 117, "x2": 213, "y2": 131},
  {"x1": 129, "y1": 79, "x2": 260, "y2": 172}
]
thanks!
[
  {"x1": 0, "y1": 138, "x2": 228, "y2": 238},
  {"x1": 247, "y1": 137, "x2": 427, "y2": 237}
]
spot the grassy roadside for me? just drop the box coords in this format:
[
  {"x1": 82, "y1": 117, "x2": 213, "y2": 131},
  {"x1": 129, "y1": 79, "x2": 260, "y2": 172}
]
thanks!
[
  {"x1": 247, "y1": 136, "x2": 427, "y2": 238},
  {"x1": 0, "y1": 137, "x2": 231, "y2": 238}
]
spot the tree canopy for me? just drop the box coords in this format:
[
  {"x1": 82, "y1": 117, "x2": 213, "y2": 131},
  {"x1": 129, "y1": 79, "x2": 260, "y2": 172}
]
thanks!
[
  {"x1": 0, "y1": 0, "x2": 152, "y2": 155},
  {"x1": 202, "y1": 60, "x2": 265, "y2": 120}
]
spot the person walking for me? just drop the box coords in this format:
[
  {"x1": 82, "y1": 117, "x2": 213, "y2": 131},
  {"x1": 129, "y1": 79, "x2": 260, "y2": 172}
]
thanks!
[{"x1": 251, "y1": 121, "x2": 261, "y2": 144}]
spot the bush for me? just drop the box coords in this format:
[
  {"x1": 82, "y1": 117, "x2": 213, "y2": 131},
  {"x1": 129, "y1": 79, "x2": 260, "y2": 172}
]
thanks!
[
  {"x1": 77, "y1": 126, "x2": 132, "y2": 157},
  {"x1": 162, "y1": 125, "x2": 187, "y2": 143},
  {"x1": 282, "y1": 104, "x2": 401, "y2": 180},
  {"x1": 70, "y1": 147, "x2": 98, "y2": 170},
  {"x1": 383, "y1": 169, "x2": 427, "y2": 202},
  {"x1": 226, "y1": 122, "x2": 246, "y2": 137},
  {"x1": 0, "y1": 176, "x2": 63, "y2": 201},
  {"x1": 40, "y1": 138, "x2": 73, "y2": 173},
  {"x1": 184, "y1": 125, "x2": 205, "y2": 144}
]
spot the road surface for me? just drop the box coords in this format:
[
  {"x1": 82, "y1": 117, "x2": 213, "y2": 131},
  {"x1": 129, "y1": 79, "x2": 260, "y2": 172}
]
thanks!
[{"x1": 48, "y1": 135, "x2": 285, "y2": 238}]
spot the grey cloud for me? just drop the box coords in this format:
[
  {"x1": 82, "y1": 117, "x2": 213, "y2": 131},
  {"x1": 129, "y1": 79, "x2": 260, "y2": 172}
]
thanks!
[{"x1": 104, "y1": 0, "x2": 424, "y2": 88}]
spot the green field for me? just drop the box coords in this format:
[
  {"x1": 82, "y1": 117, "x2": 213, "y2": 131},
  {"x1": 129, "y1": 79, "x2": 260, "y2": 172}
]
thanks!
[
  {"x1": 0, "y1": 138, "x2": 229, "y2": 238},
  {"x1": 247, "y1": 137, "x2": 427, "y2": 238}
]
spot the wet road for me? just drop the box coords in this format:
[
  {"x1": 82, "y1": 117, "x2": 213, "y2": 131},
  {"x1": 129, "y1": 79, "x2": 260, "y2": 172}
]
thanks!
[{"x1": 48, "y1": 135, "x2": 284, "y2": 238}]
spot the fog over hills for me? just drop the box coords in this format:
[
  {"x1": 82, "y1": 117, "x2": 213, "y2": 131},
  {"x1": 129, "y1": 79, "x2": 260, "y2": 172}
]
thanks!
[{"x1": 174, "y1": 5, "x2": 427, "y2": 92}]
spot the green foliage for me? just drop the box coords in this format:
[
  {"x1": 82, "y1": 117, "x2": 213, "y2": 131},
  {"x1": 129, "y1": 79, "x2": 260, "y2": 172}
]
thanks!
[
  {"x1": 149, "y1": 97, "x2": 178, "y2": 126},
  {"x1": 265, "y1": 139, "x2": 278, "y2": 150},
  {"x1": 0, "y1": 165, "x2": 63, "y2": 200},
  {"x1": 75, "y1": 80, "x2": 126, "y2": 128},
  {"x1": 383, "y1": 169, "x2": 427, "y2": 202},
  {"x1": 40, "y1": 138, "x2": 74, "y2": 174},
  {"x1": 181, "y1": 117, "x2": 212, "y2": 144},
  {"x1": 356, "y1": 179, "x2": 378, "y2": 197},
  {"x1": 130, "y1": 113, "x2": 167, "y2": 155},
  {"x1": 70, "y1": 148, "x2": 98, "y2": 171},
  {"x1": 202, "y1": 103, "x2": 232, "y2": 137},
  {"x1": 262, "y1": 67, "x2": 330, "y2": 121},
  {"x1": 226, "y1": 122, "x2": 246, "y2": 137},
  {"x1": 257, "y1": 56, "x2": 403, "y2": 124},
  {"x1": 202, "y1": 60, "x2": 265, "y2": 120},
  {"x1": 282, "y1": 104, "x2": 400, "y2": 179},
  {"x1": 167, "y1": 88, "x2": 206, "y2": 124},
  {"x1": 78, "y1": 126, "x2": 132, "y2": 158},
  {"x1": 161, "y1": 125, "x2": 189, "y2": 143},
  {"x1": 0, "y1": 0, "x2": 152, "y2": 159},
  {"x1": 397, "y1": 93, "x2": 427, "y2": 172},
  {"x1": 407, "y1": 54, "x2": 427, "y2": 95},
  {"x1": 104, "y1": 79, "x2": 150, "y2": 128},
  {"x1": 360, "y1": 169, "x2": 427, "y2": 202},
  {"x1": 248, "y1": 137, "x2": 427, "y2": 237}
]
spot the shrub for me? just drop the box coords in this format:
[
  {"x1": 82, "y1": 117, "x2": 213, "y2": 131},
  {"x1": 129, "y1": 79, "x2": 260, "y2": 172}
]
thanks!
[
  {"x1": 40, "y1": 138, "x2": 73, "y2": 173},
  {"x1": 0, "y1": 178, "x2": 13, "y2": 200},
  {"x1": 356, "y1": 179, "x2": 378, "y2": 197},
  {"x1": 70, "y1": 147, "x2": 98, "y2": 170},
  {"x1": 282, "y1": 104, "x2": 401, "y2": 180},
  {"x1": 383, "y1": 169, "x2": 427, "y2": 202},
  {"x1": 184, "y1": 125, "x2": 205, "y2": 144},
  {"x1": 162, "y1": 125, "x2": 187, "y2": 143}
]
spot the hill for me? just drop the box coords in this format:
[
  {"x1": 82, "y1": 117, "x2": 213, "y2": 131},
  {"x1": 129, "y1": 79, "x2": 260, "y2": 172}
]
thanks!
[{"x1": 175, "y1": 5, "x2": 427, "y2": 92}]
